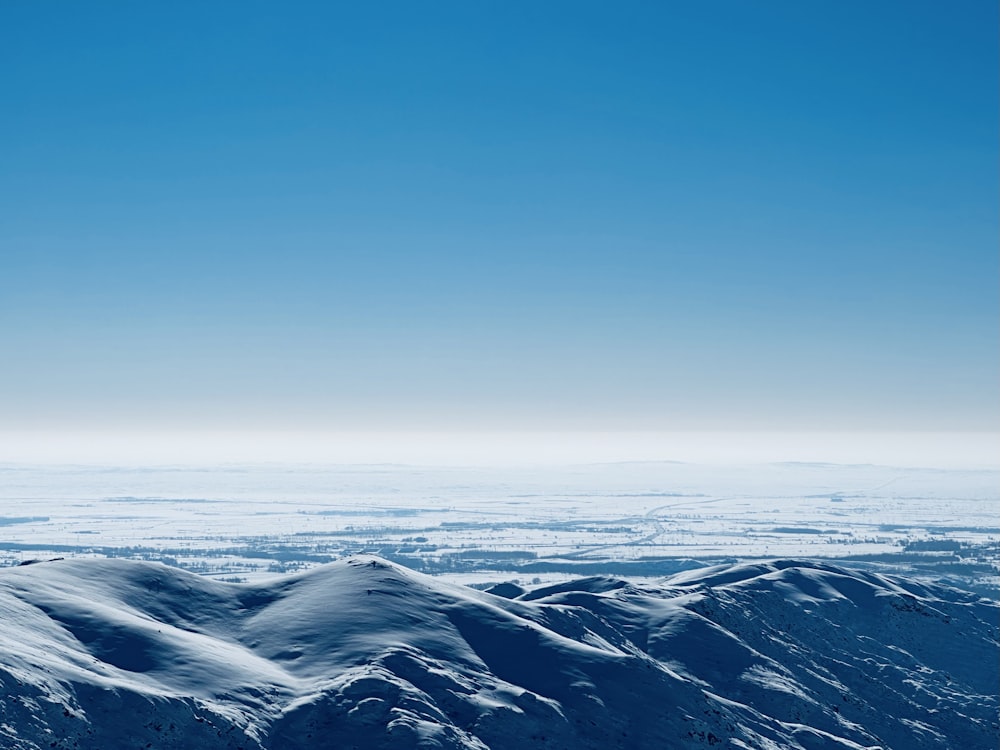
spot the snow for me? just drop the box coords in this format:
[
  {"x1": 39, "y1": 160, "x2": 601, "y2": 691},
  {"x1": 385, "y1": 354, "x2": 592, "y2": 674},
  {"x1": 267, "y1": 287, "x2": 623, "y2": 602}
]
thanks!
[
  {"x1": 0, "y1": 556, "x2": 996, "y2": 748},
  {"x1": 2, "y1": 461, "x2": 997, "y2": 595}
]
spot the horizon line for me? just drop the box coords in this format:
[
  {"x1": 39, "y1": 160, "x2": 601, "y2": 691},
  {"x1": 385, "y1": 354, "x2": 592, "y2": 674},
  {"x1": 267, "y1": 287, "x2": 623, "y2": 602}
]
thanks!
[{"x1": 1, "y1": 429, "x2": 997, "y2": 470}]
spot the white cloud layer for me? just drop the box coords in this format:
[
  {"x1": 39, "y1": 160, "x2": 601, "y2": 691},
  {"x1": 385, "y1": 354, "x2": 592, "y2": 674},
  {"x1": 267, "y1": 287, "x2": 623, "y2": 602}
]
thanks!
[{"x1": 1, "y1": 430, "x2": 996, "y2": 469}]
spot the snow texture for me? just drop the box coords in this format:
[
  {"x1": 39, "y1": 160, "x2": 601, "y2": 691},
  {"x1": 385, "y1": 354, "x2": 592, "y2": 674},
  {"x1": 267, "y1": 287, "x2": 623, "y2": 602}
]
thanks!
[{"x1": 0, "y1": 556, "x2": 996, "y2": 749}]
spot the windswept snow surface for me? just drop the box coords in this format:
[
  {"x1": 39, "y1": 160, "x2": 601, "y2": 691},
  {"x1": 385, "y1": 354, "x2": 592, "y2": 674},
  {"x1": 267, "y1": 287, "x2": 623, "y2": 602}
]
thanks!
[{"x1": 0, "y1": 557, "x2": 996, "y2": 749}]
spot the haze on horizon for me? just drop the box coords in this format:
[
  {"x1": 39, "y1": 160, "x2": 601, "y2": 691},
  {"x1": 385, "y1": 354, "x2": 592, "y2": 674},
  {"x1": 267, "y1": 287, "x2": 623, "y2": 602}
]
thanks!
[{"x1": 1, "y1": 3, "x2": 997, "y2": 446}]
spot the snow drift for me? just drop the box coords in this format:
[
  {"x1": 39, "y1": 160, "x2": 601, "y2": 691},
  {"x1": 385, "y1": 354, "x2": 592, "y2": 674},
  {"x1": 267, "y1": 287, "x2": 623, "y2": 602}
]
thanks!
[{"x1": 0, "y1": 556, "x2": 995, "y2": 749}]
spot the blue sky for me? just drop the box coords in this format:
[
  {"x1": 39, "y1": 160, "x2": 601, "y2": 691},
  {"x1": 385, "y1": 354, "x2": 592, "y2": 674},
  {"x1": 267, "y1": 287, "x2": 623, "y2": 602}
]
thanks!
[{"x1": 1, "y1": 1, "x2": 997, "y2": 434}]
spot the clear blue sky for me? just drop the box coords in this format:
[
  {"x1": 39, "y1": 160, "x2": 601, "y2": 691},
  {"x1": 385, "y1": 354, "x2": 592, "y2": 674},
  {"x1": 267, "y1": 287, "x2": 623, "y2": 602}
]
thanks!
[{"x1": 1, "y1": 1, "x2": 997, "y2": 433}]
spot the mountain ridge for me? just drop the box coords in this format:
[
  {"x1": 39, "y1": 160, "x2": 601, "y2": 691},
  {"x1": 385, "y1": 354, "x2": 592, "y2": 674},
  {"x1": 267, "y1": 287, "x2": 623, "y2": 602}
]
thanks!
[{"x1": 0, "y1": 556, "x2": 996, "y2": 749}]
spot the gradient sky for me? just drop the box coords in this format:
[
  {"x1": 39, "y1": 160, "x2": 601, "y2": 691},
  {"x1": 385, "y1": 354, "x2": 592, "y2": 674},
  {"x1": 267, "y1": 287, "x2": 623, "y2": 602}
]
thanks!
[{"x1": 1, "y1": 1, "x2": 997, "y2": 434}]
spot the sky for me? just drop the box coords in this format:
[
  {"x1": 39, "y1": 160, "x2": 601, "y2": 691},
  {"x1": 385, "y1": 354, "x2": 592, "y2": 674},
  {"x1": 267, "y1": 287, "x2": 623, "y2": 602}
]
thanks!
[{"x1": 1, "y1": 2, "x2": 997, "y2": 453}]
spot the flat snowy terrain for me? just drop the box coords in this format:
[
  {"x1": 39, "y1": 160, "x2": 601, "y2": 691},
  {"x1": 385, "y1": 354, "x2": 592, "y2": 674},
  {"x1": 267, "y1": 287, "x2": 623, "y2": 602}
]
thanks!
[
  {"x1": 2, "y1": 462, "x2": 997, "y2": 593},
  {"x1": 1, "y1": 556, "x2": 996, "y2": 749}
]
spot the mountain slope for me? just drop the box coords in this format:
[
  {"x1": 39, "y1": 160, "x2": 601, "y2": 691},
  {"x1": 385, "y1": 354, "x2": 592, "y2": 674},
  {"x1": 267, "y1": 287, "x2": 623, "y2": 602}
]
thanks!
[{"x1": 0, "y1": 557, "x2": 995, "y2": 749}]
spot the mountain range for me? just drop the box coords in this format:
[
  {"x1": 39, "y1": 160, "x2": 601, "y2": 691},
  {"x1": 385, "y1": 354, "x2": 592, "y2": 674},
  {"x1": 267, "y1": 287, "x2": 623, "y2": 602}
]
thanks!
[{"x1": 0, "y1": 556, "x2": 996, "y2": 749}]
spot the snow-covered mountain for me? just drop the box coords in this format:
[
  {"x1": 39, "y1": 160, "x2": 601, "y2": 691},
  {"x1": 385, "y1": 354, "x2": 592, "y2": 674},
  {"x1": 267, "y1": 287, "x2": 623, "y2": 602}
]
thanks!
[{"x1": 0, "y1": 556, "x2": 995, "y2": 749}]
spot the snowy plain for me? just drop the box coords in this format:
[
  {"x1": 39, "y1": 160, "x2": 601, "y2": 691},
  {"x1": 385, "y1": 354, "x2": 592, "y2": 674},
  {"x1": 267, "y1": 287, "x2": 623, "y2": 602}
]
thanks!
[{"x1": 1, "y1": 461, "x2": 997, "y2": 593}]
